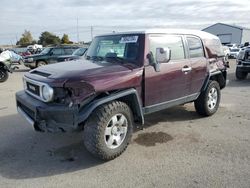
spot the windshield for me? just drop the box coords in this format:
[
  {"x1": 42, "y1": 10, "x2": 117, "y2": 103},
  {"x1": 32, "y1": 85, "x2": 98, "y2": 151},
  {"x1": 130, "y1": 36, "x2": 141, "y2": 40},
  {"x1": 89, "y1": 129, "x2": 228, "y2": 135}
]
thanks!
[
  {"x1": 73, "y1": 48, "x2": 87, "y2": 56},
  {"x1": 86, "y1": 34, "x2": 141, "y2": 63},
  {"x1": 40, "y1": 48, "x2": 51, "y2": 55}
]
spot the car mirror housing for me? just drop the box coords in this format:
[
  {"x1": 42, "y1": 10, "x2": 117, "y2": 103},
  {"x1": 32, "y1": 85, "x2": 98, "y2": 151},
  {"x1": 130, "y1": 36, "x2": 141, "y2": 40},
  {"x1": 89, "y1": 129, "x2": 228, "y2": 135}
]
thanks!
[{"x1": 156, "y1": 47, "x2": 171, "y2": 63}]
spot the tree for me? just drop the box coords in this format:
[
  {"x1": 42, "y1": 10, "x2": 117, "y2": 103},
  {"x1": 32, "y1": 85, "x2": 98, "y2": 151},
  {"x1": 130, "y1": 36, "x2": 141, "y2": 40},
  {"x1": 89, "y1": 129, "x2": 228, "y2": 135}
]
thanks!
[
  {"x1": 61, "y1": 34, "x2": 71, "y2": 44},
  {"x1": 38, "y1": 31, "x2": 61, "y2": 46},
  {"x1": 16, "y1": 30, "x2": 35, "y2": 47}
]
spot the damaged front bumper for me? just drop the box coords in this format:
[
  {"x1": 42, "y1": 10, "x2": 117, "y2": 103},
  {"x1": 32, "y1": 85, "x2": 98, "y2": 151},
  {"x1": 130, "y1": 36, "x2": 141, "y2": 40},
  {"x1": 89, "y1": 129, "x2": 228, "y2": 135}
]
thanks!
[{"x1": 16, "y1": 90, "x2": 79, "y2": 133}]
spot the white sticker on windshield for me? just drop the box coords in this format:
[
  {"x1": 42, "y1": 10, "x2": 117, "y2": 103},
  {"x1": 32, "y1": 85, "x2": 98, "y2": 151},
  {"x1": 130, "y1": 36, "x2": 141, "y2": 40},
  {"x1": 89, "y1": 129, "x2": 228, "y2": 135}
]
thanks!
[{"x1": 120, "y1": 36, "x2": 138, "y2": 43}]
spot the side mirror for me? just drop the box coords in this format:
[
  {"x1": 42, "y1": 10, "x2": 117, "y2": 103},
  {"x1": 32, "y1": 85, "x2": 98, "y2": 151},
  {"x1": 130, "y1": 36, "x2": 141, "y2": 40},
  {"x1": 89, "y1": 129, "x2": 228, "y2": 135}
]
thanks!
[
  {"x1": 49, "y1": 51, "x2": 53, "y2": 56},
  {"x1": 156, "y1": 47, "x2": 171, "y2": 63}
]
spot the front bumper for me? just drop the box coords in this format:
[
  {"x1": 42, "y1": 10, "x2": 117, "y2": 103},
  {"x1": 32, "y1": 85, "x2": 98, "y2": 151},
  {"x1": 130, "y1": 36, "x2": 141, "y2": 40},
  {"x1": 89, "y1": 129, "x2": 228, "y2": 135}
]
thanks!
[
  {"x1": 24, "y1": 61, "x2": 36, "y2": 68},
  {"x1": 16, "y1": 90, "x2": 79, "y2": 132}
]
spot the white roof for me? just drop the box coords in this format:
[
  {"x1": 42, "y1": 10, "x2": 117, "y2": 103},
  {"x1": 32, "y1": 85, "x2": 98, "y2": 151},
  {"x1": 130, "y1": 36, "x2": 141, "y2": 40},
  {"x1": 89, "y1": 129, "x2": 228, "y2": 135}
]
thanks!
[{"x1": 97, "y1": 29, "x2": 219, "y2": 40}]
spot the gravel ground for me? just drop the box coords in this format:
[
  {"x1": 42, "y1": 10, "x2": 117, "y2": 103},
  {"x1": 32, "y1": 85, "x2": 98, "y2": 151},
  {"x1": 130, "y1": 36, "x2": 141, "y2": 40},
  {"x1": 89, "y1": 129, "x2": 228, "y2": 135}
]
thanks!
[{"x1": 0, "y1": 60, "x2": 250, "y2": 188}]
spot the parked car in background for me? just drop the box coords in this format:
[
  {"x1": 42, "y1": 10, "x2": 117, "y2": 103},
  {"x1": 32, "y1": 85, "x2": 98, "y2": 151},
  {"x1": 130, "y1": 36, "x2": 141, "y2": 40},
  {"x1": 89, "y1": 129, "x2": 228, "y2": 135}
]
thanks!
[
  {"x1": 23, "y1": 46, "x2": 80, "y2": 69},
  {"x1": 229, "y1": 48, "x2": 240, "y2": 58},
  {"x1": 222, "y1": 45, "x2": 230, "y2": 66},
  {"x1": 236, "y1": 46, "x2": 250, "y2": 80},
  {"x1": 222, "y1": 46, "x2": 230, "y2": 57},
  {"x1": 57, "y1": 47, "x2": 87, "y2": 62},
  {"x1": 226, "y1": 43, "x2": 238, "y2": 49},
  {"x1": 0, "y1": 49, "x2": 20, "y2": 82}
]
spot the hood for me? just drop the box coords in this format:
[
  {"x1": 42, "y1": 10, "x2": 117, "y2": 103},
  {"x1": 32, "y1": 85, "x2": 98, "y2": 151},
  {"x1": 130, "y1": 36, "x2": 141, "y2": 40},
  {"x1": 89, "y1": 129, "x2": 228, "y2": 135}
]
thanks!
[
  {"x1": 26, "y1": 58, "x2": 142, "y2": 88},
  {"x1": 26, "y1": 58, "x2": 143, "y2": 100},
  {"x1": 36, "y1": 59, "x2": 134, "y2": 79}
]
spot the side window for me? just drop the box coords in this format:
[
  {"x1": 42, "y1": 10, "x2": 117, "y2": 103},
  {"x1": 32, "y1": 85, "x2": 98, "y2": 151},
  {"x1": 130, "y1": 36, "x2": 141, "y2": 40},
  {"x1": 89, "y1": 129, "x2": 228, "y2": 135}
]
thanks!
[
  {"x1": 64, "y1": 48, "x2": 73, "y2": 55},
  {"x1": 149, "y1": 35, "x2": 185, "y2": 60},
  {"x1": 51, "y1": 48, "x2": 62, "y2": 55},
  {"x1": 187, "y1": 37, "x2": 204, "y2": 58}
]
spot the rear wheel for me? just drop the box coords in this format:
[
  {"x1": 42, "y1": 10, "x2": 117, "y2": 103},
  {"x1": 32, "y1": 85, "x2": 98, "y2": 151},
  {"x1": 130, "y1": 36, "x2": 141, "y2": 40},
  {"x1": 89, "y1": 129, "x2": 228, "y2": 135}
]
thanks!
[
  {"x1": 83, "y1": 101, "x2": 133, "y2": 160},
  {"x1": 0, "y1": 68, "x2": 9, "y2": 82},
  {"x1": 236, "y1": 67, "x2": 248, "y2": 80},
  {"x1": 194, "y1": 80, "x2": 221, "y2": 116}
]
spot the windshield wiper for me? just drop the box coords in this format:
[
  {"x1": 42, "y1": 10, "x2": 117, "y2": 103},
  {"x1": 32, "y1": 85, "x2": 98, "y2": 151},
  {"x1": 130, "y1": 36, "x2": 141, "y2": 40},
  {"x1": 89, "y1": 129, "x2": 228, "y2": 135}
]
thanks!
[{"x1": 105, "y1": 56, "x2": 125, "y2": 63}]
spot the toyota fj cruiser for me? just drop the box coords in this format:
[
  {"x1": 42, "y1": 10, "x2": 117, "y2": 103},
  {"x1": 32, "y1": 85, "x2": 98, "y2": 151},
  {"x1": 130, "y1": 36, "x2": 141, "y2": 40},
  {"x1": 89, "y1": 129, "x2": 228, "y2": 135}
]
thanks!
[
  {"x1": 16, "y1": 29, "x2": 227, "y2": 160},
  {"x1": 236, "y1": 46, "x2": 250, "y2": 80}
]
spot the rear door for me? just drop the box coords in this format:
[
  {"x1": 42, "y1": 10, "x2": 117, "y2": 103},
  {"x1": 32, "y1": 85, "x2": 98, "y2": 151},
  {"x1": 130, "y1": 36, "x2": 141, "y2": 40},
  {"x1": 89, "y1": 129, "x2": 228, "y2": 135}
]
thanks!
[
  {"x1": 185, "y1": 36, "x2": 207, "y2": 95},
  {"x1": 144, "y1": 34, "x2": 192, "y2": 107},
  {"x1": 64, "y1": 48, "x2": 74, "y2": 55}
]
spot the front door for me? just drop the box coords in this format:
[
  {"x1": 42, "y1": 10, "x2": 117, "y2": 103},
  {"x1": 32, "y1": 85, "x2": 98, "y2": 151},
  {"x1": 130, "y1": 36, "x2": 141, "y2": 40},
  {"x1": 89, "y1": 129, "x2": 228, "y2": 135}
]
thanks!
[
  {"x1": 144, "y1": 34, "x2": 192, "y2": 107},
  {"x1": 49, "y1": 48, "x2": 63, "y2": 64}
]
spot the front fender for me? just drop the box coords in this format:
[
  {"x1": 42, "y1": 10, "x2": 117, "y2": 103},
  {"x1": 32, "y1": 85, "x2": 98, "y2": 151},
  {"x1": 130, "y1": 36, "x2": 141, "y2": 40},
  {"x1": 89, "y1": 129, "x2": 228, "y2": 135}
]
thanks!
[{"x1": 78, "y1": 88, "x2": 144, "y2": 125}]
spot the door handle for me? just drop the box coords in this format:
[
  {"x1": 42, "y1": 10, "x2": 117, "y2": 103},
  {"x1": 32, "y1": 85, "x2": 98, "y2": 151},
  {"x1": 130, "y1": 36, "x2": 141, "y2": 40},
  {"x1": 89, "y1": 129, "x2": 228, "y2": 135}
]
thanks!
[{"x1": 182, "y1": 66, "x2": 192, "y2": 73}]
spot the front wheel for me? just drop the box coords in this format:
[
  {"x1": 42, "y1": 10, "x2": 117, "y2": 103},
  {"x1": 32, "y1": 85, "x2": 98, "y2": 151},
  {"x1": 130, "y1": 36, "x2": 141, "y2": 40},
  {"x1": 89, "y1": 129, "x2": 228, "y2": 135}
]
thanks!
[
  {"x1": 0, "y1": 68, "x2": 9, "y2": 83},
  {"x1": 83, "y1": 101, "x2": 133, "y2": 160},
  {"x1": 236, "y1": 67, "x2": 248, "y2": 80},
  {"x1": 194, "y1": 80, "x2": 221, "y2": 116},
  {"x1": 36, "y1": 61, "x2": 47, "y2": 67}
]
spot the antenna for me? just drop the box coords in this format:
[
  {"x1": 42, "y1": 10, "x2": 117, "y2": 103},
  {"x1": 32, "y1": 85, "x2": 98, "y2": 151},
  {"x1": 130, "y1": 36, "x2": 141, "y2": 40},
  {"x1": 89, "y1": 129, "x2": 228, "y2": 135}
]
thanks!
[
  {"x1": 91, "y1": 26, "x2": 93, "y2": 41},
  {"x1": 77, "y1": 17, "x2": 79, "y2": 43}
]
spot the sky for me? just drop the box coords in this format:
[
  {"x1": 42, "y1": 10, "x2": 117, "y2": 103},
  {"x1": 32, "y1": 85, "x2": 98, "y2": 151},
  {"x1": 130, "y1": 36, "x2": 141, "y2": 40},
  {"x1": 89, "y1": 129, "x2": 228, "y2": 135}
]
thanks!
[{"x1": 0, "y1": 0, "x2": 250, "y2": 45}]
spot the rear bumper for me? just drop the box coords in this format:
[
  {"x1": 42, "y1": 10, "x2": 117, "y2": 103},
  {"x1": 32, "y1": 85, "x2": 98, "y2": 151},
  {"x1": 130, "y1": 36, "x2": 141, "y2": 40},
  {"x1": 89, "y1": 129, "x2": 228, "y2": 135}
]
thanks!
[{"x1": 16, "y1": 90, "x2": 78, "y2": 133}]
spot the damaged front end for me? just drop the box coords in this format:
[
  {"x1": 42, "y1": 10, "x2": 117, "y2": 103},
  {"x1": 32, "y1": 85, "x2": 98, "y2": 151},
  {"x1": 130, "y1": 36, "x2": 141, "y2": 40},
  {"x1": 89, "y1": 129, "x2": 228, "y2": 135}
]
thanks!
[{"x1": 16, "y1": 78, "x2": 96, "y2": 133}]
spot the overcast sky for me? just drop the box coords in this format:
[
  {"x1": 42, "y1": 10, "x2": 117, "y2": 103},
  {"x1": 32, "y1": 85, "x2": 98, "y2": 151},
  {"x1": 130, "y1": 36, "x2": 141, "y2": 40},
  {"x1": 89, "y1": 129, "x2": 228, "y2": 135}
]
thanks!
[{"x1": 0, "y1": 0, "x2": 249, "y2": 45}]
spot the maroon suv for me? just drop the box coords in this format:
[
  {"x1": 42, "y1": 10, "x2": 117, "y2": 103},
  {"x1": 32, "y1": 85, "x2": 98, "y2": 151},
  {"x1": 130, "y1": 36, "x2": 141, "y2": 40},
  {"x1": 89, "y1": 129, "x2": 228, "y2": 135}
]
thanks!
[{"x1": 16, "y1": 29, "x2": 227, "y2": 160}]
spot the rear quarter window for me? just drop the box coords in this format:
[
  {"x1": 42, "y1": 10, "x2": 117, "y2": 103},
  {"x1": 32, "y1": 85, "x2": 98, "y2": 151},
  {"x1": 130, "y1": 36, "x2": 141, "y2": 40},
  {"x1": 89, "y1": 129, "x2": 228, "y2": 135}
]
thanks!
[{"x1": 186, "y1": 37, "x2": 204, "y2": 58}]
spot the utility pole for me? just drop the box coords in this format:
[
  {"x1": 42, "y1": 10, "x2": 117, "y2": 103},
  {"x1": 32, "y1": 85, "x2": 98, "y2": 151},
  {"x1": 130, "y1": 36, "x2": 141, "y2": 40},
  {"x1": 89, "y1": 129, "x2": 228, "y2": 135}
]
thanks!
[
  {"x1": 77, "y1": 17, "x2": 79, "y2": 43},
  {"x1": 91, "y1": 26, "x2": 93, "y2": 41}
]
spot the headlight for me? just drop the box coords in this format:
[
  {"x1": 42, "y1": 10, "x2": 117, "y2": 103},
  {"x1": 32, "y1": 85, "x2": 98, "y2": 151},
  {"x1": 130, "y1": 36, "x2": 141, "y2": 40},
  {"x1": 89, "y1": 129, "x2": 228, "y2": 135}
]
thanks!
[
  {"x1": 27, "y1": 58, "x2": 33, "y2": 62},
  {"x1": 42, "y1": 85, "x2": 54, "y2": 102}
]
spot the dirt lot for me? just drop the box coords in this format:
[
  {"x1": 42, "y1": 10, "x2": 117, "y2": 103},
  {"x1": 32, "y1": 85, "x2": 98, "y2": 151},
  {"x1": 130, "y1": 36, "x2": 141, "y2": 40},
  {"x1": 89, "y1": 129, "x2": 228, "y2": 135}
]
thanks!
[{"x1": 0, "y1": 60, "x2": 250, "y2": 188}]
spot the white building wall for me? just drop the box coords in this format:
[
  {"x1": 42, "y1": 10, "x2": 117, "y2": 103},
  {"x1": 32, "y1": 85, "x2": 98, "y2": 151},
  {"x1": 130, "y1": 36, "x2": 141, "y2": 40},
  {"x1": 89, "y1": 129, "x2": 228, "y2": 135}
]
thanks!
[
  {"x1": 203, "y1": 23, "x2": 242, "y2": 44},
  {"x1": 241, "y1": 29, "x2": 250, "y2": 44}
]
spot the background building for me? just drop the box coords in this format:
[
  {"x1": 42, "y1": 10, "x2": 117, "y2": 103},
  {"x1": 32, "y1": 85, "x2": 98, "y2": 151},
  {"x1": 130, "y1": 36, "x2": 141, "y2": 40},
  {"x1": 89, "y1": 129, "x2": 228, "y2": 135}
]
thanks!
[{"x1": 202, "y1": 23, "x2": 250, "y2": 45}]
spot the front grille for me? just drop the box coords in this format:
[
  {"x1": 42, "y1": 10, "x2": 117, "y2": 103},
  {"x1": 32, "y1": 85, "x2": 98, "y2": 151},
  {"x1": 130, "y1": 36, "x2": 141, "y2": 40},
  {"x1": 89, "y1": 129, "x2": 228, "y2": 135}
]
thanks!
[
  {"x1": 23, "y1": 77, "x2": 53, "y2": 102},
  {"x1": 23, "y1": 77, "x2": 45, "y2": 102},
  {"x1": 27, "y1": 82, "x2": 40, "y2": 96}
]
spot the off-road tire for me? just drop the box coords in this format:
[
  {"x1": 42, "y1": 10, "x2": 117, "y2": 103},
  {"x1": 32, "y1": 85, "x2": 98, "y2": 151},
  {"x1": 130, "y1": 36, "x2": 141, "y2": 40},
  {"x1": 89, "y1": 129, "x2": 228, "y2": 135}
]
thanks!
[
  {"x1": 236, "y1": 67, "x2": 248, "y2": 80},
  {"x1": 194, "y1": 80, "x2": 221, "y2": 116},
  {"x1": 83, "y1": 101, "x2": 133, "y2": 161},
  {"x1": 0, "y1": 69, "x2": 9, "y2": 83},
  {"x1": 36, "y1": 61, "x2": 47, "y2": 67}
]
